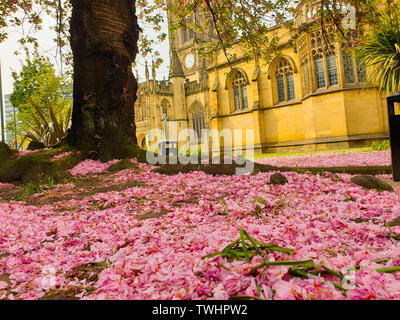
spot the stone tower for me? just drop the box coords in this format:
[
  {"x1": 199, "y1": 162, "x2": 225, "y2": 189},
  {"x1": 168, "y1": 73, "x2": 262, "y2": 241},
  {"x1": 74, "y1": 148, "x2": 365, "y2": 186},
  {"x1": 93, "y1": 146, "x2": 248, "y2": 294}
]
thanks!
[{"x1": 135, "y1": 10, "x2": 211, "y2": 151}]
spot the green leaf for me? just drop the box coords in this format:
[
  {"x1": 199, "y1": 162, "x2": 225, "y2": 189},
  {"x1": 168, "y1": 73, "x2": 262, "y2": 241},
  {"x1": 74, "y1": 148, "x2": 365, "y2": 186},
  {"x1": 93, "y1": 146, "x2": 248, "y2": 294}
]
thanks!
[
  {"x1": 76, "y1": 286, "x2": 96, "y2": 292},
  {"x1": 242, "y1": 229, "x2": 261, "y2": 255},
  {"x1": 239, "y1": 228, "x2": 251, "y2": 263},
  {"x1": 331, "y1": 281, "x2": 348, "y2": 292},
  {"x1": 256, "y1": 197, "x2": 266, "y2": 204},
  {"x1": 376, "y1": 266, "x2": 400, "y2": 273},
  {"x1": 324, "y1": 249, "x2": 338, "y2": 256},
  {"x1": 321, "y1": 266, "x2": 344, "y2": 280},
  {"x1": 251, "y1": 259, "x2": 315, "y2": 275}
]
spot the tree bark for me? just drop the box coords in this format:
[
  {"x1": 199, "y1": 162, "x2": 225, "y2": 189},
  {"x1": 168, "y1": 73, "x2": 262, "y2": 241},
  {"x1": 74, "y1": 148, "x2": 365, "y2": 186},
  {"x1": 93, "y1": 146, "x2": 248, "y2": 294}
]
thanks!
[{"x1": 67, "y1": 0, "x2": 139, "y2": 161}]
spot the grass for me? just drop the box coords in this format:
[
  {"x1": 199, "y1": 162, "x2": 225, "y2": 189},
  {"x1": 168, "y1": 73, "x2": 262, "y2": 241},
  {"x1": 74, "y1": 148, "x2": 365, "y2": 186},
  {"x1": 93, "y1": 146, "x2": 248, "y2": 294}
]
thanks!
[
  {"x1": 15, "y1": 177, "x2": 54, "y2": 201},
  {"x1": 285, "y1": 165, "x2": 392, "y2": 176},
  {"x1": 149, "y1": 142, "x2": 389, "y2": 162},
  {"x1": 249, "y1": 146, "x2": 375, "y2": 160},
  {"x1": 174, "y1": 147, "x2": 373, "y2": 161}
]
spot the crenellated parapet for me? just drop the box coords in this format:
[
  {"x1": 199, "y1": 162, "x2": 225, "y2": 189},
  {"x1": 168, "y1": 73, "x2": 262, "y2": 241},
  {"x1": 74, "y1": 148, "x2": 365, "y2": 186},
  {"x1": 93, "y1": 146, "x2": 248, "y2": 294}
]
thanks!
[
  {"x1": 156, "y1": 80, "x2": 174, "y2": 96},
  {"x1": 294, "y1": 1, "x2": 353, "y2": 29},
  {"x1": 184, "y1": 79, "x2": 209, "y2": 96},
  {"x1": 137, "y1": 79, "x2": 173, "y2": 97},
  {"x1": 294, "y1": 1, "x2": 321, "y2": 27}
]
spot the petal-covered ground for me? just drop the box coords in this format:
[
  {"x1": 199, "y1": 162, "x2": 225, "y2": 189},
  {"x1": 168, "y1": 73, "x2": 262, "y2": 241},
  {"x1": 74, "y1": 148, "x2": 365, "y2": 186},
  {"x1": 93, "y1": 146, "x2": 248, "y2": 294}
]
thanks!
[
  {"x1": 255, "y1": 150, "x2": 391, "y2": 167},
  {"x1": 1, "y1": 151, "x2": 400, "y2": 300}
]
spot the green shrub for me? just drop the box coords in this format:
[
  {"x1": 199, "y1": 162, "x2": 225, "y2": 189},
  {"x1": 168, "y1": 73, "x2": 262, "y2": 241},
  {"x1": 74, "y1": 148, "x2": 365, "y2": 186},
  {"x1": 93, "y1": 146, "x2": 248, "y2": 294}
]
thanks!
[
  {"x1": 0, "y1": 142, "x2": 14, "y2": 160},
  {"x1": 44, "y1": 176, "x2": 54, "y2": 190},
  {"x1": 371, "y1": 139, "x2": 391, "y2": 151},
  {"x1": 16, "y1": 176, "x2": 54, "y2": 201},
  {"x1": 183, "y1": 145, "x2": 203, "y2": 157},
  {"x1": 16, "y1": 181, "x2": 40, "y2": 201}
]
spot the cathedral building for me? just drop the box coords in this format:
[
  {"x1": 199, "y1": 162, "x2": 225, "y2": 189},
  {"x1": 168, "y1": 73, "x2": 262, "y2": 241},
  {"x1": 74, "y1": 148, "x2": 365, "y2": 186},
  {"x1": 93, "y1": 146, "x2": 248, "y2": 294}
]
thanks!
[{"x1": 135, "y1": 2, "x2": 389, "y2": 155}]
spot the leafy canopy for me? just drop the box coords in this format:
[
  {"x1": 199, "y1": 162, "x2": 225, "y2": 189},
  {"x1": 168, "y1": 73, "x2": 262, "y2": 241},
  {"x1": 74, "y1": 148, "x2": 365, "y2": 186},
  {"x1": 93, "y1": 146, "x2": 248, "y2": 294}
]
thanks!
[
  {"x1": 0, "y1": 0, "x2": 395, "y2": 68},
  {"x1": 0, "y1": 0, "x2": 72, "y2": 69},
  {"x1": 1, "y1": 0, "x2": 400, "y2": 92},
  {"x1": 7, "y1": 49, "x2": 72, "y2": 147},
  {"x1": 136, "y1": 0, "x2": 394, "y2": 65},
  {"x1": 356, "y1": 6, "x2": 400, "y2": 94}
]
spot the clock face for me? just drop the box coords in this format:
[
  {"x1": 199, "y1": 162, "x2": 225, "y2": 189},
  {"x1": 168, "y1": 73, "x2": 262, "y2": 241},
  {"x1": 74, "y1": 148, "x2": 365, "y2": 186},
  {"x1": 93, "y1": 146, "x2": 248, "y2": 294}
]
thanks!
[{"x1": 185, "y1": 54, "x2": 195, "y2": 69}]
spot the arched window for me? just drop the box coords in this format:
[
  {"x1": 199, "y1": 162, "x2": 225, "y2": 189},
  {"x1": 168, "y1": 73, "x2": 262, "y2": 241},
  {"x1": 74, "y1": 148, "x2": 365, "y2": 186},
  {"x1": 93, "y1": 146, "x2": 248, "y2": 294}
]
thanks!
[
  {"x1": 356, "y1": 60, "x2": 366, "y2": 83},
  {"x1": 182, "y1": 17, "x2": 195, "y2": 43},
  {"x1": 326, "y1": 54, "x2": 338, "y2": 86},
  {"x1": 342, "y1": 52, "x2": 355, "y2": 83},
  {"x1": 314, "y1": 57, "x2": 326, "y2": 89},
  {"x1": 310, "y1": 28, "x2": 338, "y2": 90},
  {"x1": 137, "y1": 105, "x2": 148, "y2": 121},
  {"x1": 161, "y1": 99, "x2": 170, "y2": 119},
  {"x1": 232, "y1": 71, "x2": 248, "y2": 111},
  {"x1": 189, "y1": 103, "x2": 206, "y2": 141},
  {"x1": 275, "y1": 59, "x2": 296, "y2": 102},
  {"x1": 342, "y1": 50, "x2": 367, "y2": 84},
  {"x1": 341, "y1": 32, "x2": 366, "y2": 85}
]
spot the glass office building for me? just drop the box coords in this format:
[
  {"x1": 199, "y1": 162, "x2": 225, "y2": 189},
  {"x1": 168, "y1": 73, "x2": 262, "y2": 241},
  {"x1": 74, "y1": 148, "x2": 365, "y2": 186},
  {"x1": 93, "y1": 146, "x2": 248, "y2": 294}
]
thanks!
[{"x1": 3, "y1": 94, "x2": 16, "y2": 145}]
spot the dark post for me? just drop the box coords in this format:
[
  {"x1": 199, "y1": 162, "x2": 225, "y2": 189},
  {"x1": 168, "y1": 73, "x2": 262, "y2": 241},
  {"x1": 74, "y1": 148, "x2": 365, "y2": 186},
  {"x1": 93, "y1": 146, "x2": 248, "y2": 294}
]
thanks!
[
  {"x1": 13, "y1": 107, "x2": 17, "y2": 149},
  {"x1": 0, "y1": 59, "x2": 5, "y2": 142},
  {"x1": 387, "y1": 92, "x2": 400, "y2": 181}
]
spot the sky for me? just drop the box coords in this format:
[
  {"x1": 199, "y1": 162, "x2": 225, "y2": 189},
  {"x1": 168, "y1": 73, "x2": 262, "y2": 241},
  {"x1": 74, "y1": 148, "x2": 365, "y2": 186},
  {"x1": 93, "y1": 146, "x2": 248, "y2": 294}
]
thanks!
[
  {"x1": 0, "y1": 10, "x2": 171, "y2": 96},
  {"x1": 0, "y1": 6, "x2": 171, "y2": 141}
]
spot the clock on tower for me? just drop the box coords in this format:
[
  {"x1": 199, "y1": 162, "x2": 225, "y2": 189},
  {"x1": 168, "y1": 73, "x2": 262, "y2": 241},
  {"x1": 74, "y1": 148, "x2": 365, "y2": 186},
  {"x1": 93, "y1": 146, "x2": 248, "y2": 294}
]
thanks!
[{"x1": 184, "y1": 53, "x2": 195, "y2": 69}]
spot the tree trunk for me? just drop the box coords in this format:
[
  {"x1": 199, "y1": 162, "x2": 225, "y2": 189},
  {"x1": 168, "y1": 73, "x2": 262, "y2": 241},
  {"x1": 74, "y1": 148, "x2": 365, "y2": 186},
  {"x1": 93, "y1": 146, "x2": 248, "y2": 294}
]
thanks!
[{"x1": 67, "y1": 0, "x2": 139, "y2": 161}]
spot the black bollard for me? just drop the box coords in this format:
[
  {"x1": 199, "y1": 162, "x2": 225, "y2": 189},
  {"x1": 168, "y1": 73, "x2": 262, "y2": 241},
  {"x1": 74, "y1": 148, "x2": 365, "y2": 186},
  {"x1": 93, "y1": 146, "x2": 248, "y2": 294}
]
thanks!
[{"x1": 387, "y1": 92, "x2": 400, "y2": 181}]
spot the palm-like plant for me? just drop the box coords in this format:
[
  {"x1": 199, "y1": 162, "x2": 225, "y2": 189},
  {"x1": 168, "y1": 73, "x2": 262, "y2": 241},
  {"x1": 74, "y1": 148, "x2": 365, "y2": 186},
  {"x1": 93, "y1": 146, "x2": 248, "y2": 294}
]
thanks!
[
  {"x1": 24, "y1": 97, "x2": 72, "y2": 146},
  {"x1": 356, "y1": 7, "x2": 400, "y2": 94}
]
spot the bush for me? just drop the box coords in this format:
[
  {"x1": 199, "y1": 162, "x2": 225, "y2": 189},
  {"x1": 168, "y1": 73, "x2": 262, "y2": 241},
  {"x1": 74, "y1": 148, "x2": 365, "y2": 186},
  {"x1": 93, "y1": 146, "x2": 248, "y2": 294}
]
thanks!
[
  {"x1": 0, "y1": 142, "x2": 14, "y2": 160},
  {"x1": 16, "y1": 177, "x2": 54, "y2": 201},
  {"x1": 16, "y1": 181, "x2": 40, "y2": 200},
  {"x1": 183, "y1": 145, "x2": 203, "y2": 157},
  {"x1": 27, "y1": 141, "x2": 46, "y2": 151},
  {"x1": 371, "y1": 139, "x2": 391, "y2": 151}
]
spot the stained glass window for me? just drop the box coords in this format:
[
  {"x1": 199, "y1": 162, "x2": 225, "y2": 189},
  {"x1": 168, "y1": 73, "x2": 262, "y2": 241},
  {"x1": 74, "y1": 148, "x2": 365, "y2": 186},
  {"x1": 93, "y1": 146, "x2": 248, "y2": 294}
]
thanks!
[
  {"x1": 327, "y1": 55, "x2": 338, "y2": 86},
  {"x1": 342, "y1": 52, "x2": 355, "y2": 83},
  {"x1": 277, "y1": 76, "x2": 286, "y2": 102},
  {"x1": 315, "y1": 57, "x2": 326, "y2": 89},
  {"x1": 276, "y1": 59, "x2": 296, "y2": 102},
  {"x1": 356, "y1": 60, "x2": 366, "y2": 83},
  {"x1": 241, "y1": 85, "x2": 248, "y2": 109},
  {"x1": 232, "y1": 71, "x2": 248, "y2": 111},
  {"x1": 287, "y1": 74, "x2": 295, "y2": 101},
  {"x1": 191, "y1": 104, "x2": 205, "y2": 140}
]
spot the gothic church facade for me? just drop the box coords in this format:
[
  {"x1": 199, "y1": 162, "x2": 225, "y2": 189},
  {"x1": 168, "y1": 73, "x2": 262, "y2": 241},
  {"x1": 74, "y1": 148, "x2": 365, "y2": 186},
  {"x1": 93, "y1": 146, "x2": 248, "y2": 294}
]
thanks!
[{"x1": 135, "y1": 2, "x2": 389, "y2": 155}]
